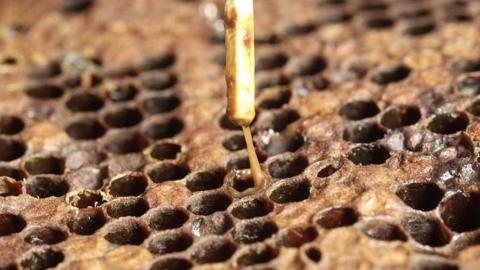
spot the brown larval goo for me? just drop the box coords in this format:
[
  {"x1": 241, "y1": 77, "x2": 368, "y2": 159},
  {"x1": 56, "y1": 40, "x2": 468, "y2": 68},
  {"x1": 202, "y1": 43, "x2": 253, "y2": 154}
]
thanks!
[{"x1": 0, "y1": 0, "x2": 480, "y2": 269}]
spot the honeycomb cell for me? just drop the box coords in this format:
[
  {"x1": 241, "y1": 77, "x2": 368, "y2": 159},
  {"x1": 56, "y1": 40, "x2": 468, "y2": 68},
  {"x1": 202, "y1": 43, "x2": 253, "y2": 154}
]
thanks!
[
  {"x1": 0, "y1": 213, "x2": 26, "y2": 236},
  {"x1": 103, "y1": 218, "x2": 149, "y2": 245},
  {"x1": 440, "y1": 192, "x2": 480, "y2": 232},
  {"x1": 186, "y1": 191, "x2": 232, "y2": 215},
  {"x1": 316, "y1": 207, "x2": 358, "y2": 229},
  {"x1": 396, "y1": 182, "x2": 444, "y2": 211},
  {"x1": 21, "y1": 247, "x2": 64, "y2": 270},
  {"x1": 147, "y1": 207, "x2": 189, "y2": 231},
  {"x1": 148, "y1": 230, "x2": 193, "y2": 255},
  {"x1": 0, "y1": 116, "x2": 24, "y2": 135},
  {"x1": 339, "y1": 100, "x2": 380, "y2": 121},
  {"x1": 190, "y1": 236, "x2": 236, "y2": 264},
  {"x1": 360, "y1": 220, "x2": 406, "y2": 242},
  {"x1": 236, "y1": 243, "x2": 278, "y2": 267}
]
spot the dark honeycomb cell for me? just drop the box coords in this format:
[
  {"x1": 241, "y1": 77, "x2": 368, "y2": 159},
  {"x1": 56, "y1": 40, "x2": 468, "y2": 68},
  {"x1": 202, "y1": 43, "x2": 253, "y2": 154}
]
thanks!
[
  {"x1": 304, "y1": 246, "x2": 322, "y2": 263},
  {"x1": 371, "y1": 64, "x2": 411, "y2": 85},
  {"x1": 317, "y1": 160, "x2": 343, "y2": 178},
  {"x1": 0, "y1": 138, "x2": 25, "y2": 161},
  {"x1": 0, "y1": 177, "x2": 22, "y2": 196},
  {"x1": 143, "y1": 94, "x2": 181, "y2": 114},
  {"x1": 268, "y1": 155, "x2": 308, "y2": 178},
  {"x1": 106, "y1": 82, "x2": 138, "y2": 102},
  {"x1": 103, "y1": 106, "x2": 143, "y2": 128},
  {"x1": 61, "y1": 72, "x2": 102, "y2": 89},
  {"x1": 212, "y1": 51, "x2": 225, "y2": 67},
  {"x1": 150, "y1": 257, "x2": 192, "y2": 270},
  {"x1": 24, "y1": 227, "x2": 66, "y2": 245},
  {"x1": 186, "y1": 191, "x2": 232, "y2": 215},
  {"x1": 150, "y1": 142, "x2": 181, "y2": 160},
  {"x1": 316, "y1": 207, "x2": 358, "y2": 229},
  {"x1": 140, "y1": 71, "x2": 177, "y2": 91},
  {"x1": 255, "y1": 72, "x2": 290, "y2": 90},
  {"x1": 103, "y1": 65, "x2": 138, "y2": 79},
  {"x1": 381, "y1": 105, "x2": 421, "y2": 129},
  {"x1": 66, "y1": 92, "x2": 104, "y2": 112},
  {"x1": 439, "y1": 192, "x2": 480, "y2": 232},
  {"x1": 0, "y1": 116, "x2": 24, "y2": 135},
  {"x1": 222, "y1": 133, "x2": 246, "y2": 152},
  {"x1": 26, "y1": 175, "x2": 69, "y2": 198},
  {"x1": 339, "y1": 100, "x2": 380, "y2": 121},
  {"x1": 317, "y1": 0, "x2": 346, "y2": 6},
  {"x1": 256, "y1": 51, "x2": 289, "y2": 71},
  {"x1": 401, "y1": 20, "x2": 436, "y2": 36},
  {"x1": 106, "y1": 197, "x2": 149, "y2": 218},
  {"x1": 360, "y1": 220, "x2": 406, "y2": 242},
  {"x1": 276, "y1": 225, "x2": 318, "y2": 247},
  {"x1": 268, "y1": 178, "x2": 310, "y2": 203},
  {"x1": 309, "y1": 74, "x2": 330, "y2": 90},
  {"x1": 254, "y1": 32, "x2": 279, "y2": 45},
  {"x1": 0, "y1": 263, "x2": 16, "y2": 270},
  {"x1": 67, "y1": 208, "x2": 106, "y2": 235},
  {"x1": 146, "y1": 162, "x2": 189, "y2": 183},
  {"x1": 66, "y1": 189, "x2": 105, "y2": 208},
  {"x1": 0, "y1": 213, "x2": 26, "y2": 236},
  {"x1": 230, "y1": 172, "x2": 255, "y2": 192},
  {"x1": 147, "y1": 207, "x2": 189, "y2": 231},
  {"x1": 230, "y1": 196, "x2": 273, "y2": 219},
  {"x1": 190, "y1": 236, "x2": 237, "y2": 264},
  {"x1": 226, "y1": 155, "x2": 250, "y2": 171},
  {"x1": 25, "y1": 84, "x2": 64, "y2": 99},
  {"x1": 148, "y1": 230, "x2": 193, "y2": 255},
  {"x1": 347, "y1": 144, "x2": 390, "y2": 165},
  {"x1": 427, "y1": 113, "x2": 469, "y2": 135},
  {"x1": 27, "y1": 61, "x2": 61, "y2": 79},
  {"x1": 342, "y1": 122, "x2": 386, "y2": 143},
  {"x1": 280, "y1": 22, "x2": 317, "y2": 37},
  {"x1": 107, "y1": 172, "x2": 148, "y2": 197},
  {"x1": 65, "y1": 116, "x2": 106, "y2": 140},
  {"x1": 102, "y1": 131, "x2": 148, "y2": 154},
  {"x1": 444, "y1": 12, "x2": 471, "y2": 23},
  {"x1": 257, "y1": 88, "x2": 292, "y2": 110},
  {"x1": 103, "y1": 218, "x2": 149, "y2": 245},
  {"x1": 357, "y1": 2, "x2": 388, "y2": 11},
  {"x1": 58, "y1": 0, "x2": 94, "y2": 14},
  {"x1": 457, "y1": 76, "x2": 480, "y2": 95},
  {"x1": 23, "y1": 154, "x2": 64, "y2": 175},
  {"x1": 190, "y1": 212, "x2": 233, "y2": 236},
  {"x1": 260, "y1": 131, "x2": 304, "y2": 156},
  {"x1": 401, "y1": 213, "x2": 451, "y2": 247},
  {"x1": 185, "y1": 169, "x2": 224, "y2": 192},
  {"x1": 142, "y1": 117, "x2": 184, "y2": 140},
  {"x1": 396, "y1": 182, "x2": 444, "y2": 211},
  {"x1": 284, "y1": 55, "x2": 326, "y2": 77},
  {"x1": 396, "y1": 7, "x2": 431, "y2": 20},
  {"x1": 467, "y1": 100, "x2": 480, "y2": 116},
  {"x1": 219, "y1": 114, "x2": 241, "y2": 130},
  {"x1": 236, "y1": 243, "x2": 278, "y2": 267},
  {"x1": 140, "y1": 52, "x2": 176, "y2": 71},
  {"x1": 362, "y1": 16, "x2": 395, "y2": 29},
  {"x1": 20, "y1": 247, "x2": 64, "y2": 270},
  {"x1": 0, "y1": 165, "x2": 26, "y2": 181},
  {"x1": 319, "y1": 10, "x2": 352, "y2": 24}
]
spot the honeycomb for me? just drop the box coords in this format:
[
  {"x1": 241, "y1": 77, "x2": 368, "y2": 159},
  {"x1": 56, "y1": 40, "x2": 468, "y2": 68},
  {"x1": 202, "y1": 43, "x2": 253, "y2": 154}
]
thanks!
[{"x1": 0, "y1": 0, "x2": 479, "y2": 269}]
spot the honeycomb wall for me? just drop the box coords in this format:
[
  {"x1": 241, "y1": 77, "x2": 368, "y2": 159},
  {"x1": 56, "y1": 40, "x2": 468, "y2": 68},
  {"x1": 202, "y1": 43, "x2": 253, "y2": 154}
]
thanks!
[{"x1": 0, "y1": 0, "x2": 479, "y2": 269}]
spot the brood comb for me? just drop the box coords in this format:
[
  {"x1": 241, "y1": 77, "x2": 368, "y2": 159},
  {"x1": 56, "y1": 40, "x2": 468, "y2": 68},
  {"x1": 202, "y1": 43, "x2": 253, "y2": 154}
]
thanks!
[{"x1": 0, "y1": 0, "x2": 480, "y2": 269}]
